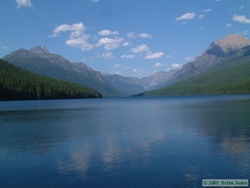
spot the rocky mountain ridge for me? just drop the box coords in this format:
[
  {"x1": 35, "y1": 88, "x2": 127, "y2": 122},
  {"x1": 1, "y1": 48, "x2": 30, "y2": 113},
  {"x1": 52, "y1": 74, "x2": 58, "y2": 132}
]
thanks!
[{"x1": 170, "y1": 34, "x2": 250, "y2": 83}]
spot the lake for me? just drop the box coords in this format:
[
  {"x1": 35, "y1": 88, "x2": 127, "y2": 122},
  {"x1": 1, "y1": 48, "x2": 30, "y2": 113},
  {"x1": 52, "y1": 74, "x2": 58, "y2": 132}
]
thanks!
[{"x1": 0, "y1": 95, "x2": 250, "y2": 187}]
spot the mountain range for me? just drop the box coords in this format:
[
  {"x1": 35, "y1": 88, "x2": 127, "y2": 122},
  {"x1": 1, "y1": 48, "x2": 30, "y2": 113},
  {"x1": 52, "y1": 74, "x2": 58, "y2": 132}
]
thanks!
[{"x1": 2, "y1": 34, "x2": 250, "y2": 97}]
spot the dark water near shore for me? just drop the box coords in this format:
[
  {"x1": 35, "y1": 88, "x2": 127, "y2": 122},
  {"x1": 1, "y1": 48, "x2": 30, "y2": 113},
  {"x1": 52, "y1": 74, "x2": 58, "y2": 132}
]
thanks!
[{"x1": 0, "y1": 95, "x2": 250, "y2": 187}]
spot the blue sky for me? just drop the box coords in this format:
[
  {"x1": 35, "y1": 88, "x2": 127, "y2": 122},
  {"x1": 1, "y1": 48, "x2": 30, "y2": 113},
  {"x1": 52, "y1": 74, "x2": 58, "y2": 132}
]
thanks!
[{"x1": 0, "y1": 0, "x2": 250, "y2": 77}]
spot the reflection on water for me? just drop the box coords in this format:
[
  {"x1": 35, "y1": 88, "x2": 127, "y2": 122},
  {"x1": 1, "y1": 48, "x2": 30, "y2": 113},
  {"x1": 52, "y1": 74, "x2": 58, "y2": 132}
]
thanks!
[{"x1": 0, "y1": 96, "x2": 250, "y2": 187}]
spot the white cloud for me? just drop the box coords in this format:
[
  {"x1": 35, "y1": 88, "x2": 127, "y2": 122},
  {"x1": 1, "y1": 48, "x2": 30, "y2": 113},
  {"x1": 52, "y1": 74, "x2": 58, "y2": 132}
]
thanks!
[
  {"x1": 175, "y1": 12, "x2": 196, "y2": 21},
  {"x1": 153, "y1": 62, "x2": 167, "y2": 68},
  {"x1": 101, "y1": 51, "x2": 115, "y2": 59},
  {"x1": 198, "y1": 14, "x2": 205, "y2": 19},
  {"x1": 92, "y1": 0, "x2": 99, "y2": 2},
  {"x1": 172, "y1": 63, "x2": 182, "y2": 68},
  {"x1": 233, "y1": 14, "x2": 250, "y2": 24},
  {"x1": 166, "y1": 55, "x2": 171, "y2": 58},
  {"x1": 226, "y1": 23, "x2": 232, "y2": 27},
  {"x1": 139, "y1": 33, "x2": 152, "y2": 38},
  {"x1": 131, "y1": 44, "x2": 150, "y2": 54},
  {"x1": 185, "y1": 56, "x2": 194, "y2": 61},
  {"x1": 49, "y1": 22, "x2": 95, "y2": 51},
  {"x1": 50, "y1": 22, "x2": 85, "y2": 38},
  {"x1": 16, "y1": 0, "x2": 33, "y2": 9},
  {"x1": 98, "y1": 30, "x2": 119, "y2": 36},
  {"x1": 96, "y1": 37, "x2": 123, "y2": 50},
  {"x1": 145, "y1": 52, "x2": 164, "y2": 59},
  {"x1": 121, "y1": 54, "x2": 135, "y2": 59},
  {"x1": 122, "y1": 42, "x2": 130, "y2": 46},
  {"x1": 203, "y1": 8, "x2": 212, "y2": 12}
]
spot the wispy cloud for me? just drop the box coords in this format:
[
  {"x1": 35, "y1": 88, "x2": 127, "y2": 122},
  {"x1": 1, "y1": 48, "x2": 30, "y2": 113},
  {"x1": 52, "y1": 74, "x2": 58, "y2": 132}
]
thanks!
[
  {"x1": 92, "y1": 0, "x2": 99, "y2": 2},
  {"x1": 49, "y1": 22, "x2": 95, "y2": 51},
  {"x1": 101, "y1": 51, "x2": 115, "y2": 59},
  {"x1": 114, "y1": 64, "x2": 121, "y2": 69},
  {"x1": 121, "y1": 54, "x2": 135, "y2": 59},
  {"x1": 131, "y1": 44, "x2": 150, "y2": 54},
  {"x1": 153, "y1": 62, "x2": 167, "y2": 68},
  {"x1": 233, "y1": 14, "x2": 250, "y2": 24},
  {"x1": 132, "y1": 68, "x2": 144, "y2": 75},
  {"x1": 16, "y1": 0, "x2": 33, "y2": 9},
  {"x1": 98, "y1": 30, "x2": 119, "y2": 36},
  {"x1": 122, "y1": 42, "x2": 131, "y2": 46},
  {"x1": 203, "y1": 8, "x2": 212, "y2": 12},
  {"x1": 185, "y1": 56, "x2": 194, "y2": 61},
  {"x1": 226, "y1": 23, "x2": 232, "y2": 27},
  {"x1": 198, "y1": 14, "x2": 205, "y2": 19},
  {"x1": 172, "y1": 63, "x2": 182, "y2": 68},
  {"x1": 175, "y1": 12, "x2": 196, "y2": 21},
  {"x1": 139, "y1": 33, "x2": 152, "y2": 38},
  {"x1": 127, "y1": 32, "x2": 137, "y2": 39},
  {"x1": 238, "y1": 5, "x2": 244, "y2": 9},
  {"x1": 126, "y1": 32, "x2": 152, "y2": 39},
  {"x1": 0, "y1": 42, "x2": 10, "y2": 50},
  {"x1": 145, "y1": 52, "x2": 164, "y2": 59}
]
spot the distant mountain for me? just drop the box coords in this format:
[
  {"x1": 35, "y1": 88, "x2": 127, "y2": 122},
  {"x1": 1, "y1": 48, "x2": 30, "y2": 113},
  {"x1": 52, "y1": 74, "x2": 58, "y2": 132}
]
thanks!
[
  {"x1": 104, "y1": 74, "x2": 145, "y2": 95},
  {"x1": 103, "y1": 70, "x2": 178, "y2": 95},
  {"x1": 132, "y1": 70, "x2": 178, "y2": 90},
  {"x1": 3, "y1": 46, "x2": 124, "y2": 97},
  {"x1": 0, "y1": 59, "x2": 102, "y2": 100},
  {"x1": 139, "y1": 34, "x2": 250, "y2": 96}
]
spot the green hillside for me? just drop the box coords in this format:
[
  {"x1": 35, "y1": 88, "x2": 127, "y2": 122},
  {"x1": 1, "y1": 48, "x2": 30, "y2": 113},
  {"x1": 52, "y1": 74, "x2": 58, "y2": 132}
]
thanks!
[
  {"x1": 144, "y1": 56, "x2": 250, "y2": 96},
  {"x1": 0, "y1": 59, "x2": 102, "y2": 100}
]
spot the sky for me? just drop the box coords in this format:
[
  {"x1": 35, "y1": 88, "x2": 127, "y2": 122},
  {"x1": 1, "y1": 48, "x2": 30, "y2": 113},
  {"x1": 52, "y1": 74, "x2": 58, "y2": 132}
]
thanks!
[{"x1": 0, "y1": 0, "x2": 250, "y2": 78}]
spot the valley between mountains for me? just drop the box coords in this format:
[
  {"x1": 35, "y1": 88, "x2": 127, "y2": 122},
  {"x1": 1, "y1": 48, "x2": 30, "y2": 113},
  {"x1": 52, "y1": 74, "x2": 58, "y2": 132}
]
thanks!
[{"x1": 1, "y1": 34, "x2": 250, "y2": 99}]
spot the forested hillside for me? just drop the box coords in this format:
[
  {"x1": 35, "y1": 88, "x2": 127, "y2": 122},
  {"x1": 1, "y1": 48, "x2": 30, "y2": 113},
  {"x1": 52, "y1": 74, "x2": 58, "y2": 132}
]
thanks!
[
  {"x1": 0, "y1": 59, "x2": 102, "y2": 100},
  {"x1": 143, "y1": 56, "x2": 250, "y2": 96}
]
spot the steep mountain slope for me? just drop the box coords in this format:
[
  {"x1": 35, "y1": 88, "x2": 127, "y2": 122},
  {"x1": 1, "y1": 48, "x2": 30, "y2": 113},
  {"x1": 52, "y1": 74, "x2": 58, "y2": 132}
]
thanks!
[
  {"x1": 170, "y1": 34, "x2": 250, "y2": 83},
  {"x1": 0, "y1": 59, "x2": 102, "y2": 100},
  {"x1": 3, "y1": 46, "x2": 124, "y2": 97},
  {"x1": 141, "y1": 46, "x2": 250, "y2": 96}
]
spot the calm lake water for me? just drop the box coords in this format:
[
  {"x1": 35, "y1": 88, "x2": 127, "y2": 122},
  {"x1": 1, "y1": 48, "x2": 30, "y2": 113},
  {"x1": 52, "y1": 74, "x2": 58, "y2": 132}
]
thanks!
[{"x1": 0, "y1": 95, "x2": 250, "y2": 187}]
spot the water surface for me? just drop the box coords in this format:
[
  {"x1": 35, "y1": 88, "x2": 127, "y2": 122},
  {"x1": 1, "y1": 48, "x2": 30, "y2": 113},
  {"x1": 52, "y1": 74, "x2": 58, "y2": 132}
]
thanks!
[{"x1": 0, "y1": 95, "x2": 250, "y2": 187}]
